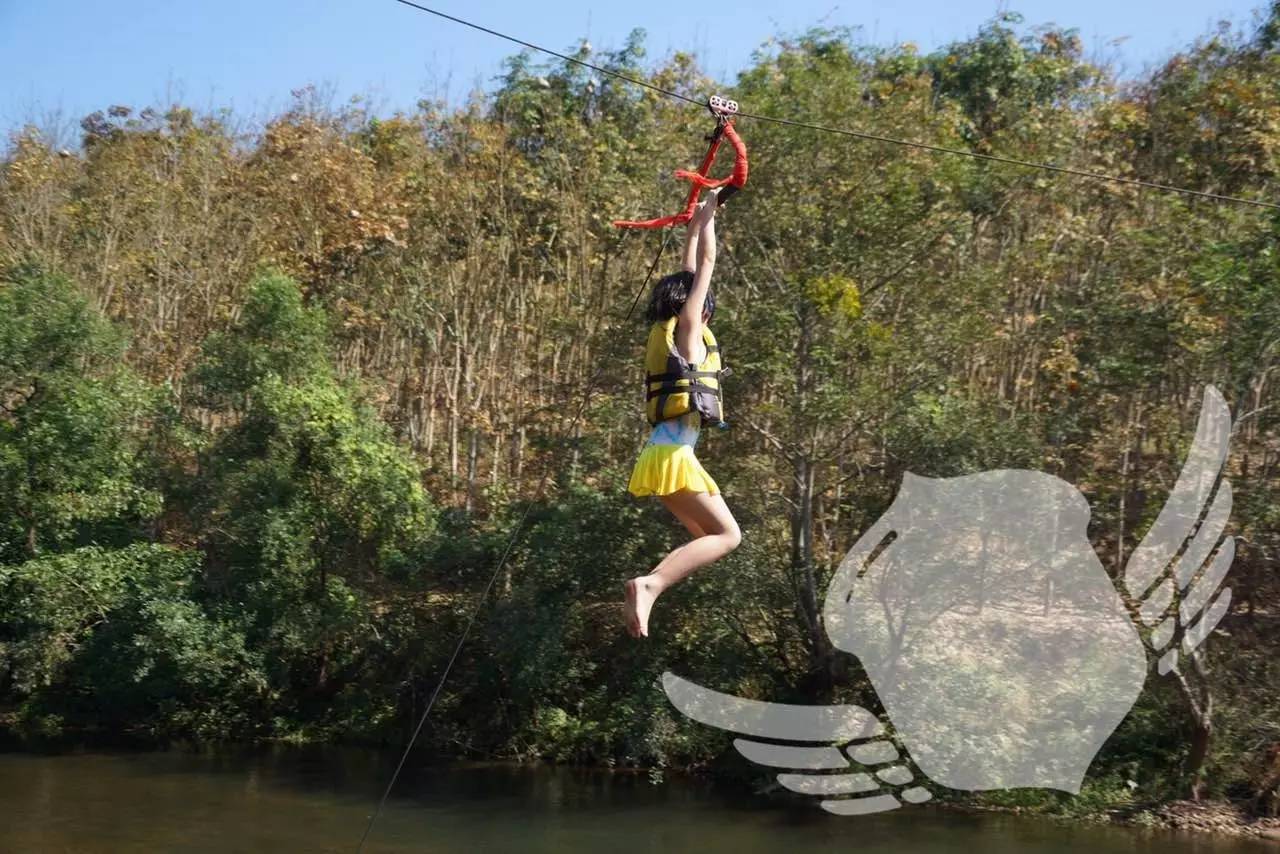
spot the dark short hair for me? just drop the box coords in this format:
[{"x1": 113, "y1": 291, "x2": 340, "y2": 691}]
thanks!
[{"x1": 644, "y1": 270, "x2": 715, "y2": 324}]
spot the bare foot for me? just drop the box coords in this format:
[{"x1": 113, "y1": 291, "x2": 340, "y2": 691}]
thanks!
[{"x1": 624, "y1": 576, "x2": 661, "y2": 638}]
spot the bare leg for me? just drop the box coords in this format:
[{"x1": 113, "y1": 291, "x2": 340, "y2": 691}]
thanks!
[
  {"x1": 626, "y1": 490, "x2": 741, "y2": 638},
  {"x1": 669, "y1": 501, "x2": 708, "y2": 539},
  {"x1": 650, "y1": 490, "x2": 739, "y2": 588},
  {"x1": 625, "y1": 500, "x2": 706, "y2": 638}
]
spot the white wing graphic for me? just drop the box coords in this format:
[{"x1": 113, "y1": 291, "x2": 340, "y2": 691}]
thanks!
[
  {"x1": 1123, "y1": 385, "x2": 1236, "y2": 674},
  {"x1": 661, "y1": 385, "x2": 1237, "y2": 811},
  {"x1": 661, "y1": 672, "x2": 931, "y2": 814}
]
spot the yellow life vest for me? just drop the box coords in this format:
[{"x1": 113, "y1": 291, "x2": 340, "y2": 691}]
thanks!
[{"x1": 644, "y1": 315, "x2": 728, "y2": 428}]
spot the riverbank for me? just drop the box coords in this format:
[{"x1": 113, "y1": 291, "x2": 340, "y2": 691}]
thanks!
[
  {"x1": 927, "y1": 795, "x2": 1280, "y2": 843},
  {"x1": 1122, "y1": 801, "x2": 1280, "y2": 842}
]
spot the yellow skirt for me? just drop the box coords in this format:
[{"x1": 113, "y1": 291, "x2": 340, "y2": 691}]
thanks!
[{"x1": 628, "y1": 443, "x2": 720, "y2": 497}]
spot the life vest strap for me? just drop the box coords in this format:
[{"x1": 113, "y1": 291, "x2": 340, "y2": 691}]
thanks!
[
  {"x1": 645, "y1": 370, "x2": 721, "y2": 382},
  {"x1": 646, "y1": 382, "x2": 723, "y2": 400}
]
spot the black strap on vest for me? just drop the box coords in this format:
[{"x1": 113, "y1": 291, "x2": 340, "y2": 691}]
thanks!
[
  {"x1": 645, "y1": 370, "x2": 721, "y2": 382},
  {"x1": 646, "y1": 381, "x2": 722, "y2": 400}
]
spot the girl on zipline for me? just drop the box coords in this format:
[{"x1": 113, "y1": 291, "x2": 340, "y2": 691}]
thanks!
[{"x1": 624, "y1": 188, "x2": 742, "y2": 638}]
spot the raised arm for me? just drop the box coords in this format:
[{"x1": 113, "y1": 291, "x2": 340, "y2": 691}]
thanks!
[
  {"x1": 676, "y1": 189, "x2": 718, "y2": 362},
  {"x1": 680, "y1": 207, "x2": 702, "y2": 273}
]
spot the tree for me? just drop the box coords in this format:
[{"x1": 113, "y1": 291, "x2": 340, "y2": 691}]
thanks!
[
  {"x1": 0, "y1": 263, "x2": 159, "y2": 562},
  {"x1": 190, "y1": 270, "x2": 435, "y2": 709}
]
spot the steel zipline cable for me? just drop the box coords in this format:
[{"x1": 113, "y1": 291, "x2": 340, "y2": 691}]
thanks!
[{"x1": 390, "y1": 0, "x2": 1279, "y2": 212}]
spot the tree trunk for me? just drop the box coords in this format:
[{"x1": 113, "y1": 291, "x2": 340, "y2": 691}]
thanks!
[
  {"x1": 792, "y1": 453, "x2": 834, "y2": 687},
  {"x1": 1171, "y1": 650, "x2": 1215, "y2": 800}
]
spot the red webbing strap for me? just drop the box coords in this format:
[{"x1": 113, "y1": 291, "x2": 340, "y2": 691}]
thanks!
[
  {"x1": 612, "y1": 123, "x2": 728, "y2": 229},
  {"x1": 672, "y1": 122, "x2": 748, "y2": 191}
]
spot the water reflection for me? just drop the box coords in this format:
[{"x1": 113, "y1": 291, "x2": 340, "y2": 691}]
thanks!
[{"x1": 0, "y1": 746, "x2": 1269, "y2": 852}]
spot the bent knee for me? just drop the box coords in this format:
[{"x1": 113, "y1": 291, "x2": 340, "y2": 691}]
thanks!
[{"x1": 720, "y1": 524, "x2": 742, "y2": 551}]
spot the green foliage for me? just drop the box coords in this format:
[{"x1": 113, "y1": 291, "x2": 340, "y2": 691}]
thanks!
[
  {"x1": 189, "y1": 271, "x2": 435, "y2": 730},
  {"x1": 0, "y1": 543, "x2": 263, "y2": 738},
  {"x1": 887, "y1": 392, "x2": 1044, "y2": 476},
  {"x1": 191, "y1": 268, "x2": 331, "y2": 408},
  {"x1": 927, "y1": 13, "x2": 1094, "y2": 144},
  {"x1": 0, "y1": 263, "x2": 160, "y2": 561}
]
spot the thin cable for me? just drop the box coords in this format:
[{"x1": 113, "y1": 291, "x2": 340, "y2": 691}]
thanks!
[
  {"x1": 355, "y1": 226, "x2": 673, "y2": 852},
  {"x1": 391, "y1": 0, "x2": 701, "y2": 107},
  {"x1": 390, "y1": 0, "x2": 1279, "y2": 212},
  {"x1": 732, "y1": 109, "x2": 1280, "y2": 211}
]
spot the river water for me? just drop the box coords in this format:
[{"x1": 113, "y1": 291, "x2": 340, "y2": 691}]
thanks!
[{"x1": 0, "y1": 745, "x2": 1272, "y2": 852}]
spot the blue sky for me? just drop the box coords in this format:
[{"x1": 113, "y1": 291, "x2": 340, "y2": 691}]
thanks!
[{"x1": 1, "y1": 0, "x2": 1271, "y2": 140}]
